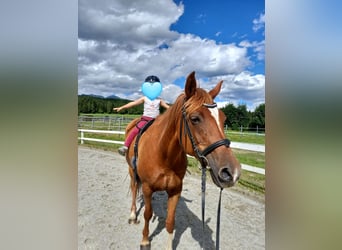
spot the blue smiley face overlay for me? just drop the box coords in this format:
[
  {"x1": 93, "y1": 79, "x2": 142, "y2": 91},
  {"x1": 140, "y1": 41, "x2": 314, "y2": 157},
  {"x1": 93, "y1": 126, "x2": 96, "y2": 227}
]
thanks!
[{"x1": 142, "y1": 81, "x2": 162, "y2": 100}]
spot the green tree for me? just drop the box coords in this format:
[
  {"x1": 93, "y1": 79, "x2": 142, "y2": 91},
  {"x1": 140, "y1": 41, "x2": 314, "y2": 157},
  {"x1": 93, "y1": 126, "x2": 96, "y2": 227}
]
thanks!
[
  {"x1": 106, "y1": 101, "x2": 113, "y2": 113},
  {"x1": 250, "y1": 103, "x2": 265, "y2": 129},
  {"x1": 220, "y1": 103, "x2": 265, "y2": 131},
  {"x1": 236, "y1": 104, "x2": 250, "y2": 128},
  {"x1": 221, "y1": 103, "x2": 238, "y2": 130}
]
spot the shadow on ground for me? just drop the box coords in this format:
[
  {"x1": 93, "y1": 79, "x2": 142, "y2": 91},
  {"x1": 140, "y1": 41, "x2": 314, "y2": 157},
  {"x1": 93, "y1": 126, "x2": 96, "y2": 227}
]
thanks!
[{"x1": 136, "y1": 191, "x2": 215, "y2": 250}]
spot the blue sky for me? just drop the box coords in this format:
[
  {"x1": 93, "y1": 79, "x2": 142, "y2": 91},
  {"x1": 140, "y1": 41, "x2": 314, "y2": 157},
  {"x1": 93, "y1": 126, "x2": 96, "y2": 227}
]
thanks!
[
  {"x1": 172, "y1": 0, "x2": 264, "y2": 43},
  {"x1": 78, "y1": 0, "x2": 265, "y2": 110},
  {"x1": 170, "y1": 0, "x2": 265, "y2": 89}
]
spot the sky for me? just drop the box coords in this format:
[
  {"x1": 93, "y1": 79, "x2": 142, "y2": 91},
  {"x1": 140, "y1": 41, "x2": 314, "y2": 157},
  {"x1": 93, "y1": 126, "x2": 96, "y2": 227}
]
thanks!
[{"x1": 78, "y1": 0, "x2": 265, "y2": 111}]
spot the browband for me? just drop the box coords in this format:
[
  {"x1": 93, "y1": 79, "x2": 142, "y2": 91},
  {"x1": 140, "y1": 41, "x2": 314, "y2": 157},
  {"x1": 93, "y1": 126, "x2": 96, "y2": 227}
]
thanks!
[{"x1": 203, "y1": 103, "x2": 217, "y2": 108}]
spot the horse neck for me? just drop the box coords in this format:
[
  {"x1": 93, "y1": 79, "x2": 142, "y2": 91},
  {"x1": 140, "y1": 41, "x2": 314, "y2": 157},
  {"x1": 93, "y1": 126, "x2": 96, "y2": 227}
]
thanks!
[{"x1": 156, "y1": 98, "x2": 185, "y2": 156}]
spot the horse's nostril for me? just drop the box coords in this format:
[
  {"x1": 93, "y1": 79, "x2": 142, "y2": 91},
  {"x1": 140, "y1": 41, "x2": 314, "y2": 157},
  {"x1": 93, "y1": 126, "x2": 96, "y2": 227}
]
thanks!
[{"x1": 219, "y1": 168, "x2": 232, "y2": 182}]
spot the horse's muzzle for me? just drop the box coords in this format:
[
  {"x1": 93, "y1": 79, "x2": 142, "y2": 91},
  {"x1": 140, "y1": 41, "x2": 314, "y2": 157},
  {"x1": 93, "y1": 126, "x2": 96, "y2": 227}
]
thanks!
[{"x1": 210, "y1": 166, "x2": 240, "y2": 188}]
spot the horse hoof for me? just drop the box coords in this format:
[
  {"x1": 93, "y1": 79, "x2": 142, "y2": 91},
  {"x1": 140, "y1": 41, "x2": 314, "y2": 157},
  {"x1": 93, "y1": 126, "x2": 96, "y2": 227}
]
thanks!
[
  {"x1": 128, "y1": 218, "x2": 140, "y2": 224},
  {"x1": 140, "y1": 243, "x2": 151, "y2": 250}
]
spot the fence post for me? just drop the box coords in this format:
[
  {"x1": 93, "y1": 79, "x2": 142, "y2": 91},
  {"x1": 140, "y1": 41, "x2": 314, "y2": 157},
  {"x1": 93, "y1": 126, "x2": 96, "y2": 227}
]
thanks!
[
  {"x1": 81, "y1": 131, "x2": 84, "y2": 144},
  {"x1": 108, "y1": 118, "x2": 111, "y2": 130}
]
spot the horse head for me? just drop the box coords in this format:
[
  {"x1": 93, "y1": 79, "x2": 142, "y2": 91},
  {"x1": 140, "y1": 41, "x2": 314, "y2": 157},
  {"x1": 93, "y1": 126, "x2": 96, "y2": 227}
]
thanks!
[{"x1": 181, "y1": 71, "x2": 241, "y2": 188}]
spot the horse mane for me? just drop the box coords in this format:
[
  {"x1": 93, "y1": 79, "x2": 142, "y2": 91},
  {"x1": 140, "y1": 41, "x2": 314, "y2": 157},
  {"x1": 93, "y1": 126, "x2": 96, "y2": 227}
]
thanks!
[{"x1": 167, "y1": 87, "x2": 213, "y2": 116}]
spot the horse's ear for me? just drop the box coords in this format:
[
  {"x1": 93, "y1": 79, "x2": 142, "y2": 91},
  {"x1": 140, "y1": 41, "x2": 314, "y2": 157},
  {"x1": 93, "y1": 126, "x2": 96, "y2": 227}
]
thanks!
[
  {"x1": 209, "y1": 80, "x2": 223, "y2": 99},
  {"x1": 185, "y1": 71, "x2": 197, "y2": 99}
]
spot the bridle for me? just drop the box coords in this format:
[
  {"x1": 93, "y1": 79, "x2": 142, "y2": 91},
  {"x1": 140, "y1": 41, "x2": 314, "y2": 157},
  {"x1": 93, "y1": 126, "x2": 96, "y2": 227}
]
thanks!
[
  {"x1": 180, "y1": 101, "x2": 231, "y2": 167},
  {"x1": 179, "y1": 99, "x2": 230, "y2": 250}
]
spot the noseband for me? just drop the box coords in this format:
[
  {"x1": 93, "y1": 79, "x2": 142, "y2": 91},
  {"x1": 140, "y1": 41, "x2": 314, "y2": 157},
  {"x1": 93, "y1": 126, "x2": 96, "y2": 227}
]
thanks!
[{"x1": 180, "y1": 101, "x2": 231, "y2": 168}]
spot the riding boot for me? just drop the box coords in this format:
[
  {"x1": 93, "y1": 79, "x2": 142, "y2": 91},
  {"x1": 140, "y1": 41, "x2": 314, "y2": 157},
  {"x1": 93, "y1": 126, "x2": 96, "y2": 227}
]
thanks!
[{"x1": 118, "y1": 146, "x2": 128, "y2": 156}]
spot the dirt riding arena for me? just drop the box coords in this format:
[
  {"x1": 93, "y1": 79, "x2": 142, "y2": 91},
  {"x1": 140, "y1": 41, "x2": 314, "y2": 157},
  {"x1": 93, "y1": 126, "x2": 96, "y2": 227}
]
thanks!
[{"x1": 78, "y1": 146, "x2": 265, "y2": 249}]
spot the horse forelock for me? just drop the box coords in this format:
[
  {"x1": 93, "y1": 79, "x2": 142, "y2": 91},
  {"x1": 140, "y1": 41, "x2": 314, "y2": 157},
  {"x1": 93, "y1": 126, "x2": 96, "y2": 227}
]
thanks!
[{"x1": 184, "y1": 88, "x2": 213, "y2": 114}]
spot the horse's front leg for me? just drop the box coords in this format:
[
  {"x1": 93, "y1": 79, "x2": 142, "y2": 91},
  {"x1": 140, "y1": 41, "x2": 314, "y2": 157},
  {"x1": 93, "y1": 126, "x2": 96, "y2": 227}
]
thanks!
[
  {"x1": 128, "y1": 168, "x2": 138, "y2": 224},
  {"x1": 140, "y1": 184, "x2": 153, "y2": 250},
  {"x1": 165, "y1": 192, "x2": 181, "y2": 250}
]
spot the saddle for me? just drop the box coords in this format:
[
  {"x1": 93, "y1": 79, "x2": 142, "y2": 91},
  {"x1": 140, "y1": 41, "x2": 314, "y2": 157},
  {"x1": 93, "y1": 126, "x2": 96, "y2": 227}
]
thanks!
[{"x1": 131, "y1": 118, "x2": 155, "y2": 182}]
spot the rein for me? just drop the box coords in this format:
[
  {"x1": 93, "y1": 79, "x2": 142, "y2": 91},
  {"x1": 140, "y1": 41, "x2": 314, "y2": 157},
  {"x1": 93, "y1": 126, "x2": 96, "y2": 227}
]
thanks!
[
  {"x1": 180, "y1": 100, "x2": 230, "y2": 250},
  {"x1": 132, "y1": 119, "x2": 155, "y2": 182}
]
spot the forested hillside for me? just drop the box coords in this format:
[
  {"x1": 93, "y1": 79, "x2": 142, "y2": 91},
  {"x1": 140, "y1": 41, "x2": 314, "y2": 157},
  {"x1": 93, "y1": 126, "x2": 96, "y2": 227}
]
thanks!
[
  {"x1": 78, "y1": 95, "x2": 265, "y2": 130},
  {"x1": 78, "y1": 95, "x2": 143, "y2": 114}
]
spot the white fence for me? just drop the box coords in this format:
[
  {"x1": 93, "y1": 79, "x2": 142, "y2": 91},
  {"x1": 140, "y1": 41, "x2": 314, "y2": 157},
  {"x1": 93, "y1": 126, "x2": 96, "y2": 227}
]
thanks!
[
  {"x1": 79, "y1": 129, "x2": 125, "y2": 145},
  {"x1": 78, "y1": 115, "x2": 265, "y2": 136},
  {"x1": 78, "y1": 129, "x2": 265, "y2": 175}
]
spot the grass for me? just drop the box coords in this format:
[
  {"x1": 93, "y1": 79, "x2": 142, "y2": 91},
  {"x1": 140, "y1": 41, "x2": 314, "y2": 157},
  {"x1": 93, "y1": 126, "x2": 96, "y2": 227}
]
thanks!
[
  {"x1": 237, "y1": 170, "x2": 265, "y2": 194},
  {"x1": 78, "y1": 115, "x2": 265, "y2": 196},
  {"x1": 232, "y1": 149, "x2": 265, "y2": 169},
  {"x1": 226, "y1": 131, "x2": 265, "y2": 144}
]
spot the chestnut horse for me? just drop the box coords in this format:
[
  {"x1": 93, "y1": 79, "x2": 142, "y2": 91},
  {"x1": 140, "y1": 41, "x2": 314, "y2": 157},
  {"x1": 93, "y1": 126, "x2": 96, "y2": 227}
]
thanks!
[{"x1": 124, "y1": 71, "x2": 241, "y2": 249}]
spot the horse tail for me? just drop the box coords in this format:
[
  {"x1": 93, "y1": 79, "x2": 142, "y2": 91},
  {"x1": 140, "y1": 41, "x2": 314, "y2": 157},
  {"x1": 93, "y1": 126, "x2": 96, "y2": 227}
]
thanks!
[
  {"x1": 130, "y1": 156, "x2": 143, "y2": 201},
  {"x1": 131, "y1": 156, "x2": 141, "y2": 185}
]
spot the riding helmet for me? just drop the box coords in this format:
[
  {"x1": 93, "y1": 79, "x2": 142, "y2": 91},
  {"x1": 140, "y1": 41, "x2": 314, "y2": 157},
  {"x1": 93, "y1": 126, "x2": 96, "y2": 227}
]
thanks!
[{"x1": 145, "y1": 75, "x2": 160, "y2": 83}]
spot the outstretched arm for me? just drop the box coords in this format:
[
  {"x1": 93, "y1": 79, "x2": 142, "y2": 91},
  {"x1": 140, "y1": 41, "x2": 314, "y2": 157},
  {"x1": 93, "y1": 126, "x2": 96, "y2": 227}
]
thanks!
[
  {"x1": 160, "y1": 100, "x2": 170, "y2": 109},
  {"x1": 113, "y1": 96, "x2": 145, "y2": 112}
]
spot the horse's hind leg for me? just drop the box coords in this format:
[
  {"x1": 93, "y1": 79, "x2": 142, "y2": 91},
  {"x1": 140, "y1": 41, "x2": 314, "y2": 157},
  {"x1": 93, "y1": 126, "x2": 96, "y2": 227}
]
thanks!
[{"x1": 128, "y1": 168, "x2": 139, "y2": 224}]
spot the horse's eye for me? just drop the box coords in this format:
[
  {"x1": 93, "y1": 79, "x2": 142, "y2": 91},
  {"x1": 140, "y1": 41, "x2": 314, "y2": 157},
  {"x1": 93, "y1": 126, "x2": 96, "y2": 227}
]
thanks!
[{"x1": 190, "y1": 116, "x2": 201, "y2": 124}]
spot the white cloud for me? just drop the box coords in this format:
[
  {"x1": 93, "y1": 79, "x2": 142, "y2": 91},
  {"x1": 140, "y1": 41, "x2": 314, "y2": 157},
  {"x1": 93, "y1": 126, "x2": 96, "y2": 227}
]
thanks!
[
  {"x1": 163, "y1": 34, "x2": 251, "y2": 76},
  {"x1": 159, "y1": 84, "x2": 183, "y2": 103},
  {"x1": 79, "y1": 0, "x2": 183, "y2": 46},
  {"x1": 236, "y1": 12, "x2": 265, "y2": 64},
  {"x1": 78, "y1": 0, "x2": 265, "y2": 110},
  {"x1": 215, "y1": 72, "x2": 265, "y2": 111},
  {"x1": 253, "y1": 13, "x2": 265, "y2": 33},
  {"x1": 239, "y1": 39, "x2": 265, "y2": 61}
]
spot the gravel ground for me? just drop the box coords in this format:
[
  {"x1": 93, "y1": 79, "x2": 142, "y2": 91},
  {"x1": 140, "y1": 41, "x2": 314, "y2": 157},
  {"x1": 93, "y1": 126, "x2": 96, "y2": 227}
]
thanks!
[{"x1": 78, "y1": 146, "x2": 265, "y2": 250}]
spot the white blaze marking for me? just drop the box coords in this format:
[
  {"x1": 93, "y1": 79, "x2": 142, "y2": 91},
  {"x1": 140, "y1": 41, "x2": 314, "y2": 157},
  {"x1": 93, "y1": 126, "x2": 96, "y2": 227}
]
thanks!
[
  {"x1": 209, "y1": 107, "x2": 221, "y2": 132},
  {"x1": 233, "y1": 168, "x2": 240, "y2": 183}
]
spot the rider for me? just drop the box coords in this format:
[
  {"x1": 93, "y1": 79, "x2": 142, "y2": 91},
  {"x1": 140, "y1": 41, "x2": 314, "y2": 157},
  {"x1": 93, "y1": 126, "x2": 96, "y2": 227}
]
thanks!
[{"x1": 113, "y1": 75, "x2": 170, "y2": 156}]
